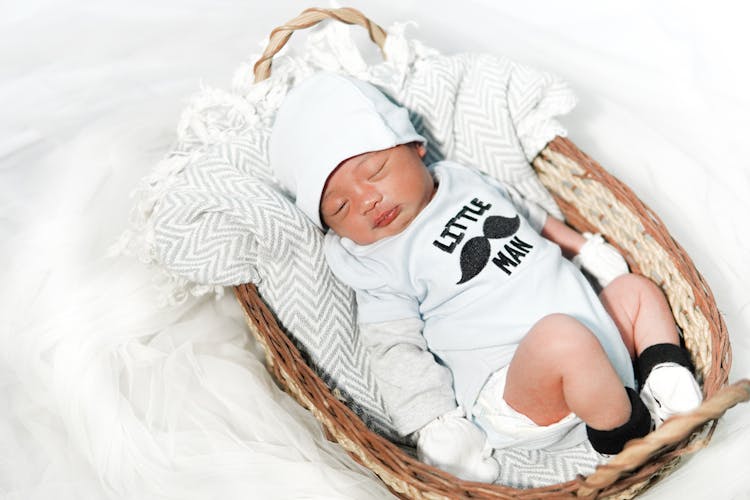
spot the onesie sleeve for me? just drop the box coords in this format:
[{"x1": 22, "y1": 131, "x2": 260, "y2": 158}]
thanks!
[
  {"x1": 354, "y1": 286, "x2": 420, "y2": 324},
  {"x1": 360, "y1": 318, "x2": 457, "y2": 436},
  {"x1": 324, "y1": 233, "x2": 456, "y2": 435},
  {"x1": 474, "y1": 169, "x2": 549, "y2": 232},
  {"x1": 324, "y1": 232, "x2": 421, "y2": 323},
  {"x1": 498, "y1": 180, "x2": 549, "y2": 233}
]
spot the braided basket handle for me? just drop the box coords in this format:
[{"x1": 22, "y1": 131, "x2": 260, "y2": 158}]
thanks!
[
  {"x1": 577, "y1": 378, "x2": 750, "y2": 497},
  {"x1": 253, "y1": 6, "x2": 387, "y2": 83}
]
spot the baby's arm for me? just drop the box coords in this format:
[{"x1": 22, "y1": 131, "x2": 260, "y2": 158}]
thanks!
[
  {"x1": 360, "y1": 317, "x2": 456, "y2": 435},
  {"x1": 488, "y1": 174, "x2": 628, "y2": 286},
  {"x1": 540, "y1": 215, "x2": 585, "y2": 257},
  {"x1": 325, "y1": 233, "x2": 498, "y2": 481},
  {"x1": 542, "y1": 216, "x2": 629, "y2": 287},
  {"x1": 361, "y1": 317, "x2": 499, "y2": 482}
]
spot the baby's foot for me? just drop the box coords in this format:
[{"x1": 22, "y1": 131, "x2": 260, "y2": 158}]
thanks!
[{"x1": 640, "y1": 362, "x2": 703, "y2": 427}]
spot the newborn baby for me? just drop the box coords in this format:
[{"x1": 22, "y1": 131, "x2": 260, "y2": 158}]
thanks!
[{"x1": 270, "y1": 72, "x2": 702, "y2": 482}]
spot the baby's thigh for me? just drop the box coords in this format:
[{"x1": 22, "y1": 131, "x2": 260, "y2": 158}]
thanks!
[
  {"x1": 598, "y1": 274, "x2": 663, "y2": 353},
  {"x1": 504, "y1": 314, "x2": 604, "y2": 424},
  {"x1": 509, "y1": 313, "x2": 604, "y2": 373}
]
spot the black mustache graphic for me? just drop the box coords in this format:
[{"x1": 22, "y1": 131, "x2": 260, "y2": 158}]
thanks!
[
  {"x1": 482, "y1": 214, "x2": 521, "y2": 239},
  {"x1": 457, "y1": 215, "x2": 520, "y2": 284}
]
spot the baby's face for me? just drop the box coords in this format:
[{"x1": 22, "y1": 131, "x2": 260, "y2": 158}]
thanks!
[{"x1": 320, "y1": 143, "x2": 435, "y2": 245}]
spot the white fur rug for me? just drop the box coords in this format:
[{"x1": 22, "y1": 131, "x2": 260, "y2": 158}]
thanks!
[{"x1": 2, "y1": 1, "x2": 748, "y2": 498}]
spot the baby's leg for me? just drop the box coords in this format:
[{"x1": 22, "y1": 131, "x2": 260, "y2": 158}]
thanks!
[
  {"x1": 598, "y1": 274, "x2": 702, "y2": 425},
  {"x1": 597, "y1": 273, "x2": 679, "y2": 357},
  {"x1": 504, "y1": 314, "x2": 650, "y2": 453}
]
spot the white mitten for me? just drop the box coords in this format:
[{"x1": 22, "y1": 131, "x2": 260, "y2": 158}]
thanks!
[
  {"x1": 640, "y1": 362, "x2": 703, "y2": 427},
  {"x1": 572, "y1": 232, "x2": 629, "y2": 287},
  {"x1": 416, "y1": 407, "x2": 500, "y2": 483}
]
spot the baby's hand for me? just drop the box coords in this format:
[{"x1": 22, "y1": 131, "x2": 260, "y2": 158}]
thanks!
[
  {"x1": 416, "y1": 407, "x2": 500, "y2": 483},
  {"x1": 572, "y1": 232, "x2": 629, "y2": 287}
]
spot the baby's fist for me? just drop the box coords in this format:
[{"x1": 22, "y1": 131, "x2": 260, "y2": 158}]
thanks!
[
  {"x1": 416, "y1": 407, "x2": 499, "y2": 483},
  {"x1": 573, "y1": 232, "x2": 629, "y2": 287}
]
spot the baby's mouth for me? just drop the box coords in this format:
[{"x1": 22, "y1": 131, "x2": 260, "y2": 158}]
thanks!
[{"x1": 374, "y1": 206, "x2": 400, "y2": 228}]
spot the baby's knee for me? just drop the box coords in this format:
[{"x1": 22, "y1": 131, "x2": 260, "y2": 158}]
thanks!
[
  {"x1": 532, "y1": 313, "x2": 579, "y2": 333},
  {"x1": 608, "y1": 273, "x2": 662, "y2": 298},
  {"x1": 527, "y1": 314, "x2": 601, "y2": 357}
]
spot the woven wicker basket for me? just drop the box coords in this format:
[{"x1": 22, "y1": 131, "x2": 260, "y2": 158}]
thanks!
[{"x1": 234, "y1": 7, "x2": 750, "y2": 499}]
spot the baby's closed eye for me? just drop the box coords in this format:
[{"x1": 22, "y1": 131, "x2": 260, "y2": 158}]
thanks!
[
  {"x1": 323, "y1": 199, "x2": 347, "y2": 217},
  {"x1": 334, "y1": 200, "x2": 348, "y2": 214},
  {"x1": 368, "y1": 162, "x2": 386, "y2": 180}
]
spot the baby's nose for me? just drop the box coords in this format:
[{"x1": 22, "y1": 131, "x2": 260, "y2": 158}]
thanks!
[{"x1": 358, "y1": 190, "x2": 381, "y2": 214}]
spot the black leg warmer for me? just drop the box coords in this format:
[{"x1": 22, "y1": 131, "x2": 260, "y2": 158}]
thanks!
[
  {"x1": 586, "y1": 387, "x2": 652, "y2": 455},
  {"x1": 636, "y1": 343, "x2": 695, "y2": 388}
]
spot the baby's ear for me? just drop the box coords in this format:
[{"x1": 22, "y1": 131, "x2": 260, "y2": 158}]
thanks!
[{"x1": 415, "y1": 142, "x2": 427, "y2": 159}]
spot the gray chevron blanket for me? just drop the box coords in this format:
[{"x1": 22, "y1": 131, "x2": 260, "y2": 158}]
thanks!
[{"x1": 119, "y1": 21, "x2": 602, "y2": 487}]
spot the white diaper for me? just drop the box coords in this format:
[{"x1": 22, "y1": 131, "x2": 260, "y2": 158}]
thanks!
[{"x1": 472, "y1": 366, "x2": 587, "y2": 450}]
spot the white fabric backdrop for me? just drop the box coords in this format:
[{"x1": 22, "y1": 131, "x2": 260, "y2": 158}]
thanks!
[{"x1": 2, "y1": 1, "x2": 748, "y2": 498}]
